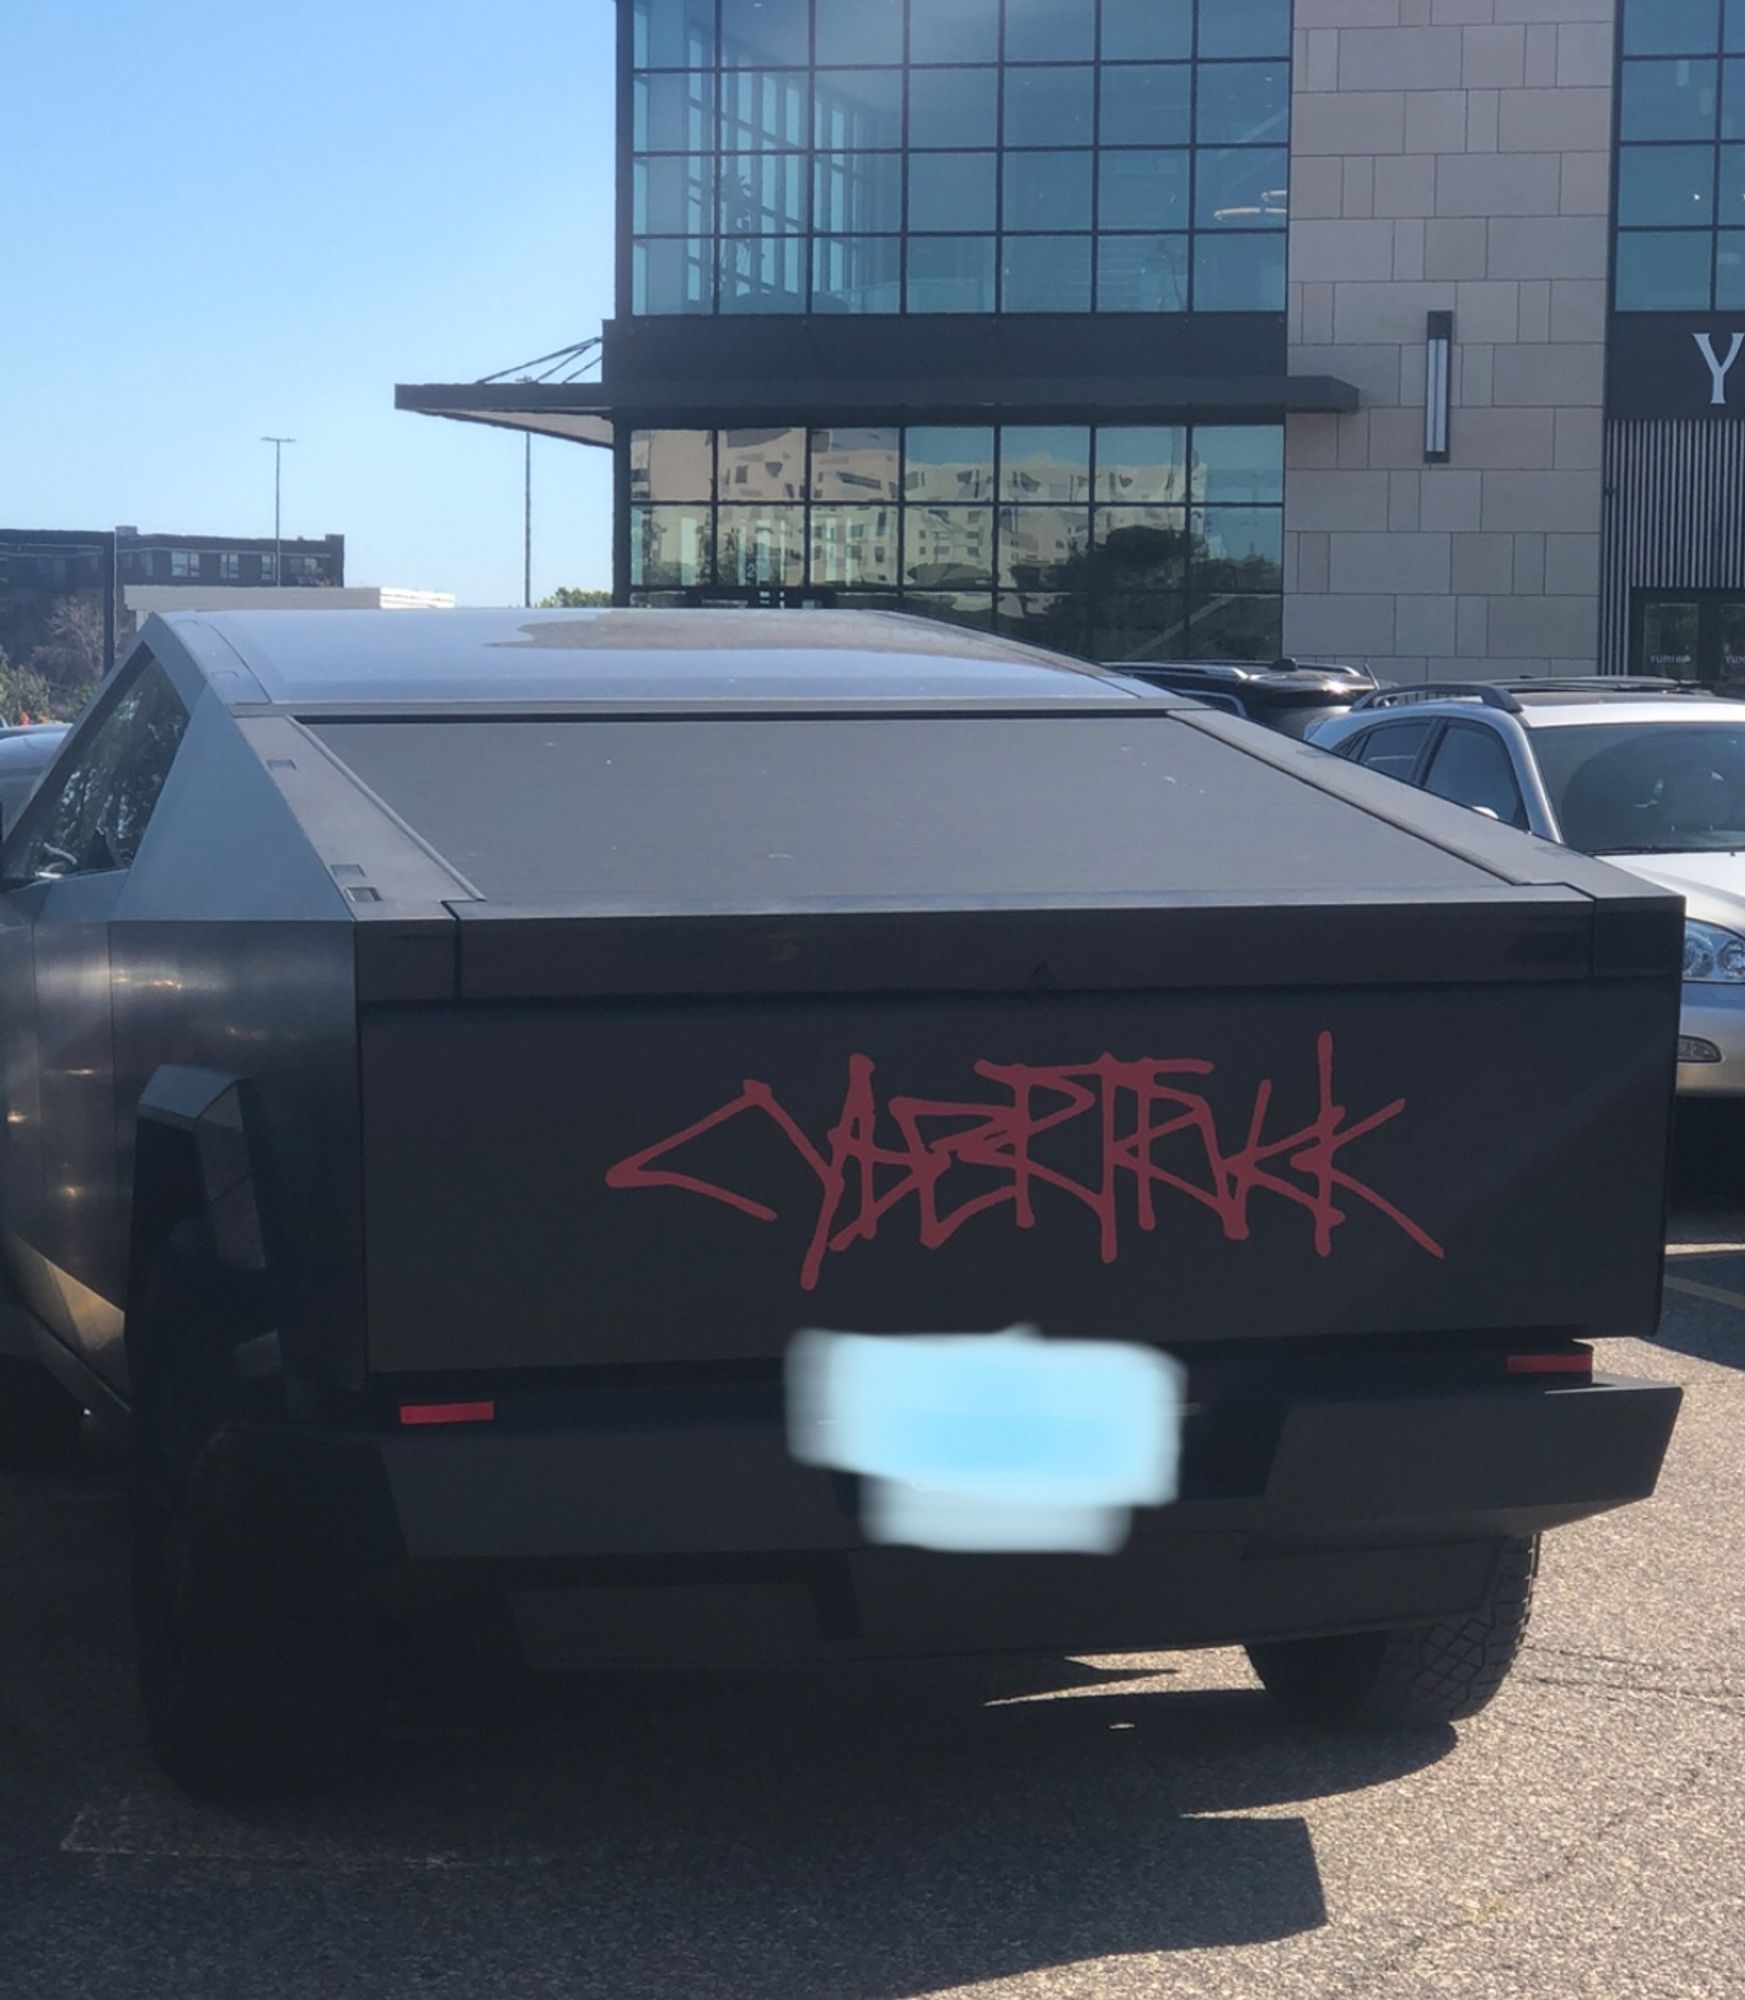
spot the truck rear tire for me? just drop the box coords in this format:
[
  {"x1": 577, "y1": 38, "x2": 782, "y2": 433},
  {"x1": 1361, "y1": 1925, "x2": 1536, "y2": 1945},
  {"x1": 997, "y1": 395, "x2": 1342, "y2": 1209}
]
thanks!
[
  {"x1": 0, "y1": 1356, "x2": 83, "y2": 1469},
  {"x1": 128, "y1": 1228, "x2": 381, "y2": 1801},
  {"x1": 1246, "y1": 1537, "x2": 1539, "y2": 1731}
]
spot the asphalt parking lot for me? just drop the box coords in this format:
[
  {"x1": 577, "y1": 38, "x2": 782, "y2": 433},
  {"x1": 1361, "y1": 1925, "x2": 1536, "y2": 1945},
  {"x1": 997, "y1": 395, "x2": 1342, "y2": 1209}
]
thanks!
[{"x1": 2, "y1": 1145, "x2": 1742, "y2": 1999}]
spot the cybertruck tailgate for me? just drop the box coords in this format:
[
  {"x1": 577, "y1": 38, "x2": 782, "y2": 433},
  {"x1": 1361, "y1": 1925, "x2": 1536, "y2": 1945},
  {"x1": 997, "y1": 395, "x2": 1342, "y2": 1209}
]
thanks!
[{"x1": 357, "y1": 902, "x2": 1678, "y2": 1375}]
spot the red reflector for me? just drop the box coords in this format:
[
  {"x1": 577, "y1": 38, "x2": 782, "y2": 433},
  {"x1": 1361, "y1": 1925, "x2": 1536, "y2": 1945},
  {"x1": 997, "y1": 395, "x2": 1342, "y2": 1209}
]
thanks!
[
  {"x1": 1506, "y1": 1353, "x2": 1593, "y2": 1377},
  {"x1": 398, "y1": 1400, "x2": 497, "y2": 1428}
]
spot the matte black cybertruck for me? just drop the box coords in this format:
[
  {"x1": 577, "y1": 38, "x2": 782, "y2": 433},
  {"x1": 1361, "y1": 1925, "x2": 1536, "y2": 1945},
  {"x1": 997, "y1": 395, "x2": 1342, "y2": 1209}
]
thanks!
[{"x1": 0, "y1": 608, "x2": 1682, "y2": 1799}]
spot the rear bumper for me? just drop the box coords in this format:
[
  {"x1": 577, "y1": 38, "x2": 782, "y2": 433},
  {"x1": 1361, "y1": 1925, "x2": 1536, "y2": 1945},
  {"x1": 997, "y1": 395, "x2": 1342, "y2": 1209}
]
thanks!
[{"x1": 199, "y1": 1372, "x2": 1681, "y2": 1664}]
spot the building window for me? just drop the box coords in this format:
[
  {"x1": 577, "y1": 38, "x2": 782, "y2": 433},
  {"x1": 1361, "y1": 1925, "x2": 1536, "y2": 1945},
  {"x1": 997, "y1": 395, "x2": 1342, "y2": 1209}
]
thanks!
[
  {"x1": 626, "y1": 421, "x2": 1284, "y2": 660},
  {"x1": 1615, "y1": 0, "x2": 1745, "y2": 310},
  {"x1": 628, "y1": 0, "x2": 1289, "y2": 317},
  {"x1": 219, "y1": 552, "x2": 243, "y2": 581},
  {"x1": 168, "y1": 551, "x2": 200, "y2": 580}
]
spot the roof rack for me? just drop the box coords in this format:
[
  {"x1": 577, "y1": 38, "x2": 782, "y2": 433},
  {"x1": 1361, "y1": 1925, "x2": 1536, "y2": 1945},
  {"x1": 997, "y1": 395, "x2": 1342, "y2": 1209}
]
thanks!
[
  {"x1": 1271, "y1": 658, "x2": 1381, "y2": 685},
  {"x1": 1121, "y1": 658, "x2": 1378, "y2": 686},
  {"x1": 1350, "y1": 676, "x2": 1718, "y2": 717},
  {"x1": 1352, "y1": 682, "x2": 1525, "y2": 715},
  {"x1": 1496, "y1": 676, "x2": 1699, "y2": 694}
]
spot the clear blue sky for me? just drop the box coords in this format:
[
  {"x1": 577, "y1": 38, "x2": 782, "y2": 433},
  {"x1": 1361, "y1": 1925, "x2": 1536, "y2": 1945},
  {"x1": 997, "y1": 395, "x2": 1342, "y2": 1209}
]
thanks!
[{"x1": 0, "y1": 0, "x2": 617, "y2": 605}]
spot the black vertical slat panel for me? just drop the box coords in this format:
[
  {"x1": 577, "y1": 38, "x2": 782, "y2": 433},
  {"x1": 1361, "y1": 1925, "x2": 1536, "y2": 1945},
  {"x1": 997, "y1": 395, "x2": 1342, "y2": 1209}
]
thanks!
[{"x1": 1602, "y1": 419, "x2": 1745, "y2": 672}]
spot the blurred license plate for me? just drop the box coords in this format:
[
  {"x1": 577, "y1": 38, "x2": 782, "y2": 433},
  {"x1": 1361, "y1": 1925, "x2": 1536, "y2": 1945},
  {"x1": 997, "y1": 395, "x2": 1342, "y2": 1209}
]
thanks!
[{"x1": 787, "y1": 1327, "x2": 1185, "y2": 1554}]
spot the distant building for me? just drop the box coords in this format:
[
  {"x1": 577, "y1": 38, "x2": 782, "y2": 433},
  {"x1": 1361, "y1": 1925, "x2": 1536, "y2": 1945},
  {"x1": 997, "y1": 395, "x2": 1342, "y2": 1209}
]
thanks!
[
  {"x1": 0, "y1": 529, "x2": 117, "y2": 667},
  {"x1": 115, "y1": 527, "x2": 345, "y2": 594},
  {"x1": 124, "y1": 585, "x2": 454, "y2": 622},
  {"x1": 0, "y1": 526, "x2": 347, "y2": 672}
]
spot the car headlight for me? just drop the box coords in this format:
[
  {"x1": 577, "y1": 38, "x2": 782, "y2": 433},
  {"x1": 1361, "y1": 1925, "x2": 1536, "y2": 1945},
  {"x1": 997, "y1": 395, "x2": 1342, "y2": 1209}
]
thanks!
[{"x1": 1683, "y1": 920, "x2": 1745, "y2": 984}]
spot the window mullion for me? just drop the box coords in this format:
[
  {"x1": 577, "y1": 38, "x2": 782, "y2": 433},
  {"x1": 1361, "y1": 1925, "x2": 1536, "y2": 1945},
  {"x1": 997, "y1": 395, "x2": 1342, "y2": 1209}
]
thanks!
[{"x1": 1716, "y1": 8, "x2": 1729, "y2": 307}]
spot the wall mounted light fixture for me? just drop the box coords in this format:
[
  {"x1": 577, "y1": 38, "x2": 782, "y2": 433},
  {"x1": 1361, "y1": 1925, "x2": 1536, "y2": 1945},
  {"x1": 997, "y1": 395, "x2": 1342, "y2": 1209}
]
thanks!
[{"x1": 1425, "y1": 311, "x2": 1454, "y2": 463}]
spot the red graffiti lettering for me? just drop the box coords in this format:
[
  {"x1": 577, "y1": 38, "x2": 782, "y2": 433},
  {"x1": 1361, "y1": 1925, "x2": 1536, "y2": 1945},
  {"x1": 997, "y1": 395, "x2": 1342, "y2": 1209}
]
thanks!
[{"x1": 605, "y1": 1033, "x2": 1445, "y2": 1291}]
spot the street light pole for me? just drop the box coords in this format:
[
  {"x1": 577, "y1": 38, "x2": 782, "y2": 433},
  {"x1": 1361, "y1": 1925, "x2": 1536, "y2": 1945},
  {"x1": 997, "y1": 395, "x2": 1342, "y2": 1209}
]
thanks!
[
  {"x1": 524, "y1": 432, "x2": 533, "y2": 610},
  {"x1": 261, "y1": 437, "x2": 296, "y2": 586}
]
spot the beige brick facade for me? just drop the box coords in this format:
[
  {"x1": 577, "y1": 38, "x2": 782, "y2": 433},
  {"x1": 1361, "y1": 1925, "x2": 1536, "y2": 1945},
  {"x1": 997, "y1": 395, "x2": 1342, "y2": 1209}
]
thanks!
[{"x1": 1284, "y1": 0, "x2": 1615, "y2": 681}]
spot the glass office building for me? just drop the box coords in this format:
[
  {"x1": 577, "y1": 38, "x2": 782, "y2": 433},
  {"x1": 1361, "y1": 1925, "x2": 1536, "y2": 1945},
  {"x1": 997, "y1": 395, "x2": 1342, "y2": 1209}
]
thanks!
[
  {"x1": 1612, "y1": 0, "x2": 1745, "y2": 315},
  {"x1": 609, "y1": 0, "x2": 1304, "y2": 659},
  {"x1": 629, "y1": 0, "x2": 1289, "y2": 318},
  {"x1": 400, "y1": 0, "x2": 1745, "y2": 682},
  {"x1": 1606, "y1": 0, "x2": 1745, "y2": 684},
  {"x1": 404, "y1": 0, "x2": 1345, "y2": 666}
]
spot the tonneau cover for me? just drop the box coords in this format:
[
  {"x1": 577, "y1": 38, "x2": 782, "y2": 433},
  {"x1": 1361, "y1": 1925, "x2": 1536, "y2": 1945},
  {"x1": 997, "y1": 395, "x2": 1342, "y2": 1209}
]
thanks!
[{"x1": 322, "y1": 708, "x2": 1676, "y2": 1003}]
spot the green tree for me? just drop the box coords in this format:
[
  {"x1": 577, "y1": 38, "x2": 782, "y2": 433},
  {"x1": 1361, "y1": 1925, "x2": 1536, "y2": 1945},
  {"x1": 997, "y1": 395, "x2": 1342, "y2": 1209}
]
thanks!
[
  {"x1": 0, "y1": 646, "x2": 60, "y2": 725},
  {"x1": 537, "y1": 587, "x2": 613, "y2": 609}
]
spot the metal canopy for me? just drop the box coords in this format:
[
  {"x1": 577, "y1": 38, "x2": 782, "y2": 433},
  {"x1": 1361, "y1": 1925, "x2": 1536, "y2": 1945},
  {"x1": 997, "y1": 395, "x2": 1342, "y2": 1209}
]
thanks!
[
  {"x1": 394, "y1": 339, "x2": 615, "y2": 447},
  {"x1": 396, "y1": 370, "x2": 1360, "y2": 444},
  {"x1": 393, "y1": 388, "x2": 615, "y2": 448}
]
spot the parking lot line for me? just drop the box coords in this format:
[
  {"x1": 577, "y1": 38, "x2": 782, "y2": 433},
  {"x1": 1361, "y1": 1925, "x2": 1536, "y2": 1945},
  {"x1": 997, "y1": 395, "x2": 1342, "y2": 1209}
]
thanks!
[{"x1": 1666, "y1": 1275, "x2": 1745, "y2": 1313}]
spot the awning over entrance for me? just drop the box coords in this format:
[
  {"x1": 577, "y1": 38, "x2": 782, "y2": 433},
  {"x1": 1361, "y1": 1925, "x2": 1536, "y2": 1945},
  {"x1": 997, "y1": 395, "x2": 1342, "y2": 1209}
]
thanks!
[
  {"x1": 395, "y1": 370, "x2": 1359, "y2": 443},
  {"x1": 393, "y1": 385, "x2": 615, "y2": 448}
]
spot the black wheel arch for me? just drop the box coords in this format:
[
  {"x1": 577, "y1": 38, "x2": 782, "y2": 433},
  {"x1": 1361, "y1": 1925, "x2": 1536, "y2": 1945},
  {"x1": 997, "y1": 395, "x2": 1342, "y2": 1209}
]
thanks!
[{"x1": 126, "y1": 1066, "x2": 284, "y2": 1423}]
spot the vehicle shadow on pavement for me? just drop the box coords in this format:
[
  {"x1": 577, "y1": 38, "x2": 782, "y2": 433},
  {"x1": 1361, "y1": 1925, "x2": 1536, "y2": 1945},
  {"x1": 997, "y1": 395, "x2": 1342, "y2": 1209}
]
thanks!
[
  {"x1": 1659, "y1": 1109, "x2": 1745, "y2": 1370},
  {"x1": 1670, "y1": 1104, "x2": 1745, "y2": 1209},
  {"x1": 1652, "y1": 1258, "x2": 1745, "y2": 1370},
  {"x1": 3, "y1": 1451, "x2": 1457, "y2": 1997}
]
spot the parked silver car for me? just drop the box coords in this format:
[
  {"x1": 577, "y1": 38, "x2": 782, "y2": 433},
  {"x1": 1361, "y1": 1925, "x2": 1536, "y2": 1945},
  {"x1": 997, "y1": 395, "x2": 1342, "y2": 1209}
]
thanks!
[{"x1": 1313, "y1": 679, "x2": 1745, "y2": 1098}]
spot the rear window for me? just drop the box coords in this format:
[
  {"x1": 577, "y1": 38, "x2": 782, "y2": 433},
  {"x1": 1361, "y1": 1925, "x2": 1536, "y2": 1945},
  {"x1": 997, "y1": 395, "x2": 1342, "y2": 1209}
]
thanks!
[
  {"x1": 1422, "y1": 724, "x2": 1529, "y2": 831},
  {"x1": 308, "y1": 716, "x2": 1486, "y2": 903},
  {"x1": 1355, "y1": 721, "x2": 1433, "y2": 781}
]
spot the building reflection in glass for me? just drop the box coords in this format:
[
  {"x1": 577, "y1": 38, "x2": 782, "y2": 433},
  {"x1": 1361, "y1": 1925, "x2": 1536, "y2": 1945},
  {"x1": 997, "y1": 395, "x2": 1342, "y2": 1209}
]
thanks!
[{"x1": 628, "y1": 420, "x2": 1284, "y2": 661}]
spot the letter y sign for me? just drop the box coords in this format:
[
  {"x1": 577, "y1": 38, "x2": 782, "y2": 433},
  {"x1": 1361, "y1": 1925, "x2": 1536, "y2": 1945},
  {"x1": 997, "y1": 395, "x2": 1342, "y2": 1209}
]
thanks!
[{"x1": 1695, "y1": 332, "x2": 1745, "y2": 408}]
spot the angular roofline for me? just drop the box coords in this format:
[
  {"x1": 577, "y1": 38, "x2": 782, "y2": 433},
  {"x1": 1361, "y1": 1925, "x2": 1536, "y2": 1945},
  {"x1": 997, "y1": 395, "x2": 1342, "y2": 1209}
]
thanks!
[{"x1": 135, "y1": 607, "x2": 1172, "y2": 715}]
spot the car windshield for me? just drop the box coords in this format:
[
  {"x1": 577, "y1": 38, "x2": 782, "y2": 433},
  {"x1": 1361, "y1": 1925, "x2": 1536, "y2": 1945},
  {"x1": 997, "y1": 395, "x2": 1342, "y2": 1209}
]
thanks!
[{"x1": 1534, "y1": 720, "x2": 1745, "y2": 855}]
